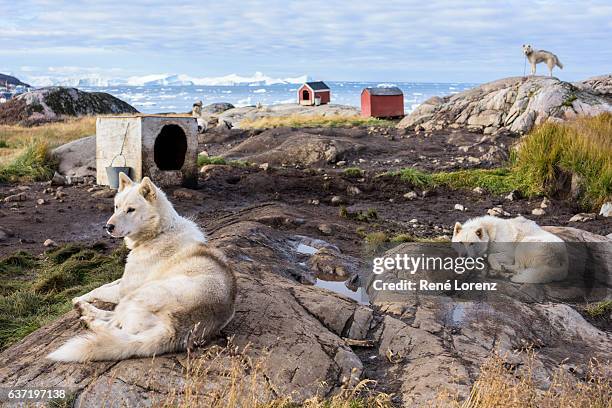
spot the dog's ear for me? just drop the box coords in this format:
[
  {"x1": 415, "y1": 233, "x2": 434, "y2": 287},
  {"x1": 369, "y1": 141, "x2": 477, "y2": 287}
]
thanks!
[
  {"x1": 139, "y1": 177, "x2": 157, "y2": 202},
  {"x1": 453, "y1": 222, "x2": 462, "y2": 236},
  {"x1": 475, "y1": 227, "x2": 483, "y2": 239},
  {"x1": 118, "y1": 172, "x2": 133, "y2": 192}
]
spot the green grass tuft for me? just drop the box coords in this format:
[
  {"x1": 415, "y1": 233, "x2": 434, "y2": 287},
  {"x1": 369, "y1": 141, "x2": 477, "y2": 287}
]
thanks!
[
  {"x1": 0, "y1": 244, "x2": 127, "y2": 350},
  {"x1": 584, "y1": 300, "x2": 612, "y2": 318},
  {"x1": 0, "y1": 141, "x2": 57, "y2": 183},
  {"x1": 431, "y1": 168, "x2": 526, "y2": 195},
  {"x1": 198, "y1": 155, "x2": 227, "y2": 166},
  {"x1": 342, "y1": 167, "x2": 363, "y2": 178},
  {"x1": 382, "y1": 168, "x2": 433, "y2": 188}
]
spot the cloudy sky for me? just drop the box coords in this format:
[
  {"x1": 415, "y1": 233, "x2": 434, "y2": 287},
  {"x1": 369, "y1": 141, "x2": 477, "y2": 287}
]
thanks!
[{"x1": 1, "y1": 0, "x2": 611, "y2": 84}]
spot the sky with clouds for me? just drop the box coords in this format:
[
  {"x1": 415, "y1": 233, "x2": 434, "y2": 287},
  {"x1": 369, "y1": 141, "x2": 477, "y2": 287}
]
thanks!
[{"x1": 1, "y1": 0, "x2": 611, "y2": 84}]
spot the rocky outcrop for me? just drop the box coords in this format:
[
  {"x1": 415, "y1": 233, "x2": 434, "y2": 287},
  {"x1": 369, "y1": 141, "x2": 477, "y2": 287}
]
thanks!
[
  {"x1": 398, "y1": 76, "x2": 612, "y2": 134},
  {"x1": 575, "y1": 74, "x2": 612, "y2": 97},
  {"x1": 51, "y1": 135, "x2": 96, "y2": 178},
  {"x1": 217, "y1": 103, "x2": 360, "y2": 129},
  {"x1": 0, "y1": 201, "x2": 609, "y2": 406},
  {"x1": 223, "y1": 128, "x2": 367, "y2": 167},
  {"x1": 0, "y1": 87, "x2": 138, "y2": 125}
]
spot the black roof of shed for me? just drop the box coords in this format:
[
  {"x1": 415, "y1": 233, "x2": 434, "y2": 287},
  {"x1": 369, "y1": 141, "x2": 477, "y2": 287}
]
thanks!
[
  {"x1": 363, "y1": 87, "x2": 403, "y2": 96},
  {"x1": 305, "y1": 81, "x2": 330, "y2": 91}
]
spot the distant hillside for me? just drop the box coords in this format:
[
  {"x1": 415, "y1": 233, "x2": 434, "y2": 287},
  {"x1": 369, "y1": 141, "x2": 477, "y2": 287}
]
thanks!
[
  {"x1": 0, "y1": 73, "x2": 30, "y2": 87},
  {"x1": 0, "y1": 86, "x2": 138, "y2": 125}
]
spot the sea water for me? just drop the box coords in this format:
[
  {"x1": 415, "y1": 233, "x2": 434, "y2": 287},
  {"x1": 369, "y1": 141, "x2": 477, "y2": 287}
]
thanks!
[{"x1": 78, "y1": 81, "x2": 477, "y2": 114}]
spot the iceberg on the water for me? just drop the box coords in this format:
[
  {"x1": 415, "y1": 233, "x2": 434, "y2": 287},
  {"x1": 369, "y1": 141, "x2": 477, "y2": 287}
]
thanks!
[
  {"x1": 184, "y1": 72, "x2": 308, "y2": 86},
  {"x1": 26, "y1": 72, "x2": 309, "y2": 87}
]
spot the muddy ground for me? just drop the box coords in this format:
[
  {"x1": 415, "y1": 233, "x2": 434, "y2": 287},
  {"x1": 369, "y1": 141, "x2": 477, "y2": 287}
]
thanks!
[{"x1": 1, "y1": 126, "x2": 610, "y2": 259}]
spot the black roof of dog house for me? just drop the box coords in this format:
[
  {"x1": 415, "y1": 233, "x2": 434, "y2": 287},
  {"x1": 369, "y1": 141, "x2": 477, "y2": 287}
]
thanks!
[
  {"x1": 305, "y1": 81, "x2": 330, "y2": 91},
  {"x1": 363, "y1": 87, "x2": 403, "y2": 96}
]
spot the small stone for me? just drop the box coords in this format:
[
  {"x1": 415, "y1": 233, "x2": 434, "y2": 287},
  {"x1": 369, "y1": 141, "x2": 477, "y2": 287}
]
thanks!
[
  {"x1": 310, "y1": 199, "x2": 320, "y2": 205},
  {"x1": 505, "y1": 191, "x2": 516, "y2": 201},
  {"x1": 487, "y1": 207, "x2": 510, "y2": 217},
  {"x1": 36, "y1": 198, "x2": 46, "y2": 205},
  {"x1": 92, "y1": 189, "x2": 116, "y2": 199},
  {"x1": 532, "y1": 208, "x2": 546, "y2": 216},
  {"x1": 51, "y1": 172, "x2": 67, "y2": 186},
  {"x1": 336, "y1": 160, "x2": 347, "y2": 167},
  {"x1": 43, "y1": 239, "x2": 57, "y2": 247},
  {"x1": 346, "y1": 186, "x2": 361, "y2": 196},
  {"x1": 472, "y1": 187, "x2": 484, "y2": 194},
  {"x1": 4, "y1": 192, "x2": 27, "y2": 202},
  {"x1": 259, "y1": 163, "x2": 270, "y2": 171},
  {"x1": 467, "y1": 156, "x2": 481, "y2": 164},
  {"x1": 458, "y1": 146, "x2": 470, "y2": 153},
  {"x1": 55, "y1": 191, "x2": 67, "y2": 199},
  {"x1": 318, "y1": 224, "x2": 333, "y2": 235},
  {"x1": 569, "y1": 213, "x2": 596, "y2": 222},
  {"x1": 409, "y1": 218, "x2": 418, "y2": 224},
  {"x1": 403, "y1": 191, "x2": 418, "y2": 200},
  {"x1": 599, "y1": 202, "x2": 612, "y2": 217},
  {"x1": 358, "y1": 158, "x2": 366, "y2": 164},
  {"x1": 540, "y1": 197, "x2": 550, "y2": 209},
  {"x1": 199, "y1": 150, "x2": 209, "y2": 157},
  {"x1": 454, "y1": 204, "x2": 465, "y2": 211},
  {"x1": 330, "y1": 196, "x2": 345, "y2": 206}
]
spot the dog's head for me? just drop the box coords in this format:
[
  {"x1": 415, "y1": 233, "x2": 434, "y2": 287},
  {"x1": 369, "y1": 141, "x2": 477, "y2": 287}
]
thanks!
[
  {"x1": 452, "y1": 221, "x2": 490, "y2": 257},
  {"x1": 105, "y1": 173, "x2": 161, "y2": 239},
  {"x1": 522, "y1": 44, "x2": 533, "y2": 55}
]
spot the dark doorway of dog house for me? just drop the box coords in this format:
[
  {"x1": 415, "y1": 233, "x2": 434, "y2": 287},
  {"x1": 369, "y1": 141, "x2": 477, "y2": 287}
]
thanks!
[{"x1": 154, "y1": 124, "x2": 188, "y2": 170}]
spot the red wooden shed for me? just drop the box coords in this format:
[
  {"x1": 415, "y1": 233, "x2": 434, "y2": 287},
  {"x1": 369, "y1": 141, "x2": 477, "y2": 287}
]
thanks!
[
  {"x1": 361, "y1": 87, "x2": 404, "y2": 118},
  {"x1": 297, "y1": 81, "x2": 331, "y2": 106}
]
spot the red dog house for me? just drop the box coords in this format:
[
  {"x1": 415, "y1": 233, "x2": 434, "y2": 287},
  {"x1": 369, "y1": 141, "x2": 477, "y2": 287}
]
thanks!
[
  {"x1": 298, "y1": 81, "x2": 331, "y2": 106},
  {"x1": 361, "y1": 87, "x2": 404, "y2": 118}
]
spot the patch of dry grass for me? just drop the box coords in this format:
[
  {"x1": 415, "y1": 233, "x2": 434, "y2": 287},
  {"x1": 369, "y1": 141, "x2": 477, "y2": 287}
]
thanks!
[
  {"x1": 152, "y1": 342, "x2": 393, "y2": 408},
  {"x1": 0, "y1": 116, "x2": 96, "y2": 165},
  {"x1": 241, "y1": 114, "x2": 395, "y2": 129},
  {"x1": 433, "y1": 351, "x2": 611, "y2": 408}
]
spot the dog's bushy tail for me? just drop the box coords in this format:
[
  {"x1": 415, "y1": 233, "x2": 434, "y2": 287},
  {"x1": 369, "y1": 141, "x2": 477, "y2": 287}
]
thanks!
[
  {"x1": 556, "y1": 57, "x2": 563, "y2": 69},
  {"x1": 47, "y1": 326, "x2": 175, "y2": 362}
]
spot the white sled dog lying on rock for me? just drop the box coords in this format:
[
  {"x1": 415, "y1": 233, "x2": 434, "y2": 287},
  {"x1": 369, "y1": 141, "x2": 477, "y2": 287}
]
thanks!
[
  {"x1": 452, "y1": 215, "x2": 568, "y2": 284},
  {"x1": 48, "y1": 174, "x2": 236, "y2": 362}
]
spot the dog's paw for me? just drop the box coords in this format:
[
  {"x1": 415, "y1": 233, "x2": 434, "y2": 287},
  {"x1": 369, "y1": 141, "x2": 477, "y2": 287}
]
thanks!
[
  {"x1": 79, "y1": 315, "x2": 94, "y2": 328},
  {"x1": 73, "y1": 299, "x2": 89, "y2": 316}
]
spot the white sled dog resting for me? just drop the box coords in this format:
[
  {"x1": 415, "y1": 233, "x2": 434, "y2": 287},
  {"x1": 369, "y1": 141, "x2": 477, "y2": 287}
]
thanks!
[
  {"x1": 452, "y1": 215, "x2": 568, "y2": 284},
  {"x1": 522, "y1": 44, "x2": 563, "y2": 77},
  {"x1": 47, "y1": 174, "x2": 237, "y2": 362}
]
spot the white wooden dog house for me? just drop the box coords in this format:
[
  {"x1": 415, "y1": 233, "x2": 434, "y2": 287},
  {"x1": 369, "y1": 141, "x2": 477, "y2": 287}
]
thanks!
[{"x1": 96, "y1": 115, "x2": 199, "y2": 188}]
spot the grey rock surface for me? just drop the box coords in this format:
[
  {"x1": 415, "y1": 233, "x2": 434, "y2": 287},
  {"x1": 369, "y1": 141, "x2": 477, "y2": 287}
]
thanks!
[{"x1": 398, "y1": 76, "x2": 612, "y2": 134}]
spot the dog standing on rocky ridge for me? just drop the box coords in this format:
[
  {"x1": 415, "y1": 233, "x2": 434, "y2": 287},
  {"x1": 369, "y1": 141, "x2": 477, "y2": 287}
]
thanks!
[
  {"x1": 47, "y1": 173, "x2": 236, "y2": 362},
  {"x1": 523, "y1": 44, "x2": 563, "y2": 77}
]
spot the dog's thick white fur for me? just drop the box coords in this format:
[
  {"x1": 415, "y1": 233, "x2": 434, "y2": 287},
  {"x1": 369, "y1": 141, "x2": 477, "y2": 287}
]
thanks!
[
  {"x1": 452, "y1": 215, "x2": 568, "y2": 284},
  {"x1": 522, "y1": 44, "x2": 563, "y2": 77},
  {"x1": 47, "y1": 174, "x2": 236, "y2": 362}
]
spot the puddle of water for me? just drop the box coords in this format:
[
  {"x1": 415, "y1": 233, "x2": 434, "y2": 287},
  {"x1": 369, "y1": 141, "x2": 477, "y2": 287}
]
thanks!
[
  {"x1": 295, "y1": 243, "x2": 318, "y2": 255},
  {"x1": 314, "y1": 279, "x2": 370, "y2": 304},
  {"x1": 451, "y1": 303, "x2": 466, "y2": 324}
]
